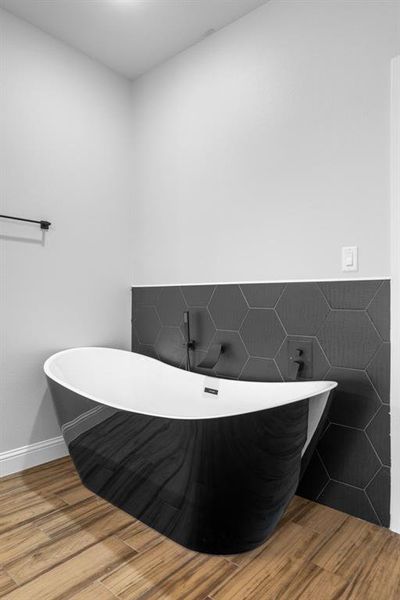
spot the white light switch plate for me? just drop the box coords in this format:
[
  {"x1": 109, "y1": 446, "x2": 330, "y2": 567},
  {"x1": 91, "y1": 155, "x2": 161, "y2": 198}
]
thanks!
[{"x1": 342, "y1": 246, "x2": 358, "y2": 271}]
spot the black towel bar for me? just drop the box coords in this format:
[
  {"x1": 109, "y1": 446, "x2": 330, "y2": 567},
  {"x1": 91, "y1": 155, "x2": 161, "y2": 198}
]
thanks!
[{"x1": 0, "y1": 214, "x2": 51, "y2": 230}]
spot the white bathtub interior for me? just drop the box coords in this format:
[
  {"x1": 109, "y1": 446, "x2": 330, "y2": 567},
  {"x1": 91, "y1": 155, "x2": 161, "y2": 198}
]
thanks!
[{"x1": 45, "y1": 347, "x2": 337, "y2": 421}]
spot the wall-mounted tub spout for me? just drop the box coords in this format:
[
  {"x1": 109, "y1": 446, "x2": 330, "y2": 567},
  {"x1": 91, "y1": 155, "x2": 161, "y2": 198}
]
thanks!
[{"x1": 197, "y1": 344, "x2": 224, "y2": 369}]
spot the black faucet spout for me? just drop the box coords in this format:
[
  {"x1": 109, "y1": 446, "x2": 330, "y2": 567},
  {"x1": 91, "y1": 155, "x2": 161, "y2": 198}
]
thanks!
[{"x1": 197, "y1": 344, "x2": 224, "y2": 369}]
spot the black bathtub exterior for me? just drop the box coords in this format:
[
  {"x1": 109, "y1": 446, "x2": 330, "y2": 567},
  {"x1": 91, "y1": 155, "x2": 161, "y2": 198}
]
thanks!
[{"x1": 47, "y1": 377, "x2": 319, "y2": 554}]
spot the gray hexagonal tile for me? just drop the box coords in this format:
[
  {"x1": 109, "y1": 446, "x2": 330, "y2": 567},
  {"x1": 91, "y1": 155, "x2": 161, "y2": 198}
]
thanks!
[
  {"x1": 156, "y1": 287, "x2": 187, "y2": 326},
  {"x1": 367, "y1": 281, "x2": 390, "y2": 342},
  {"x1": 240, "y1": 283, "x2": 285, "y2": 308},
  {"x1": 326, "y1": 368, "x2": 381, "y2": 429},
  {"x1": 181, "y1": 285, "x2": 215, "y2": 307},
  {"x1": 318, "y1": 481, "x2": 379, "y2": 524},
  {"x1": 318, "y1": 424, "x2": 380, "y2": 487},
  {"x1": 132, "y1": 286, "x2": 163, "y2": 307},
  {"x1": 180, "y1": 308, "x2": 215, "y2": 350},
  {"x1": 366, "y1": 467, "x2": 390, "y2": 527},
  {"x1": 155, "y1": 327, "x2": 185, "y2": 367},
  {"x1": 297, "y1": 451, "x2": 329, "y2": 501},
  {"x1": 319, "y1": 280, "x2": 381, "y2": 309},
  {"x1": 133, "y1": 306, "x2": 161, "y2": 345},
  {"x1": 211, "y1": 331, "x2": 248, "y2": 379},
  {"x1": 137, "y1": 344, "x2": 158, "y2": 360},
  {"x1": 208, "y1": 285, "x2": 248, "y2": 330},
  {"x1": 318, "y1": 311, "x2": 381, "y2": 369},
  {"x1": 366, "y1": 405, "x2": 390, "y2": 466},
  {"x1": 275, "y1": 336, "x2": 330, "y2": 381},
  {"x1": 131, "y1": 327, "x2": 140, "y2": 352},
  {"x1": 240, "y1": 309, "x2": 285, "y2": 358},
  {"x1": 367, "y1": 343, "x2": 390, "y2": 404},
  {"x1": 239, "y1": 358, "x2": 282, "y2": 382},
  {"x1": 276, "y1": 283, "x2": 329, "y2": 335}
]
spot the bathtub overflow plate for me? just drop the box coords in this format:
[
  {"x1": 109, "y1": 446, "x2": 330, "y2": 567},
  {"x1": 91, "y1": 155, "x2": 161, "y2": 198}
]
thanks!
[{"x1": 202, "y1": 377, "x2": 220, "y2": 399}]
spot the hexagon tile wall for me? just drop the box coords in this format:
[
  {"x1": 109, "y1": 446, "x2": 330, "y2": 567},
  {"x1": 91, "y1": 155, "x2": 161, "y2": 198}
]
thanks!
[{"x1": 132, "y1": 280, "x2": 390, "y2": 527}]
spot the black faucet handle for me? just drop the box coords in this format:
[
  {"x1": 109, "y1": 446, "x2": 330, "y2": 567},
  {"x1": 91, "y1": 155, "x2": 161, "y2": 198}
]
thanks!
[{"x1": 288, "y1": 348, "x2": 304, "y2": 380}]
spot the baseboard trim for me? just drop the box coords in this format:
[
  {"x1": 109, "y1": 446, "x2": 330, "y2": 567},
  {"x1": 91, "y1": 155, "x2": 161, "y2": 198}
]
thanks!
[{"x1": 0, "y1": 436, "x2": 68, "y2": 478}]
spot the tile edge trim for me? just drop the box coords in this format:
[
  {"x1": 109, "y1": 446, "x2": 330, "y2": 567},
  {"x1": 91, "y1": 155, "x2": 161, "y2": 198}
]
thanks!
[{"x1": 131, "y1": 276, "x2": 391, "y2": 288}]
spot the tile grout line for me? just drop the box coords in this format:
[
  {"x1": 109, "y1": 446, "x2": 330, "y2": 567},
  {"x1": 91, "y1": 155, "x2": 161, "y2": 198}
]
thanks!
[{"x1": 365, "y1": 280, "x2": 385, "y2": 311}]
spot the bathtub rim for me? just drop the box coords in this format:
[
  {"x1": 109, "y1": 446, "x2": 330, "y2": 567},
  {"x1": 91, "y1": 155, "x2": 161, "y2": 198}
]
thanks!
[{"x1": 44, "y1": 347, "x2": 337, "y2": 420}]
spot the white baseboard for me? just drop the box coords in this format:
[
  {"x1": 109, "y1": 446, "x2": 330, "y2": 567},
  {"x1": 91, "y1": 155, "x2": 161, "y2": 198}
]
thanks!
[{"x1": 0, "y1": 436, "x2": 69, "y2": 478}]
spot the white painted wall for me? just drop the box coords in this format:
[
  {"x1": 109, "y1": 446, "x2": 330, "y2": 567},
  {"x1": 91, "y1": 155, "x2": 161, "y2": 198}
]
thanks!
[
  {"x1": 0, "y1": 9, "x2": 132, "y2": 460},
  {"x1": 130, "y1": 0, "x2": 400, "y2": 285}
]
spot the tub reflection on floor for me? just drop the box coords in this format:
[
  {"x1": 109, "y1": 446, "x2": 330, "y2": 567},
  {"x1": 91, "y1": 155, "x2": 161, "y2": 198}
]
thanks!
[{"x1": 44, "y1": 347, "x2": 336, "y2": 554}]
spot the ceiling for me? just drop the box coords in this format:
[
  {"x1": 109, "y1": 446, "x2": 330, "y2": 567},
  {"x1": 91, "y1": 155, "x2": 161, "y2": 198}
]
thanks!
[{"x1": 0, "y1": 0, "x2": 268, "y2": 80}]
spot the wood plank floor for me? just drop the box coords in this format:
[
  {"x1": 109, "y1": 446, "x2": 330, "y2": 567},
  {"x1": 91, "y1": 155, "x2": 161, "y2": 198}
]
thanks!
[{"x1": 0, "y1": 457, "x2": 399, "y2": 600}]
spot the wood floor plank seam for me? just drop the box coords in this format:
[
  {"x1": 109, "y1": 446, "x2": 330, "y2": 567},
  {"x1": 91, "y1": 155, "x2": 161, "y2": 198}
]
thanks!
[
  {"x1": 97, "y1": 580, "x2": 121, "y2": 600},
  {"x1": 0, "y1": 502, "x2": 70, "y2": 537},
  {"x1": 115, "y1": 533, "x2": 161, "y2": 557},
  {"x1": 4, "y1": 531, "x2": 139, "y2": 586},
  {"x1": 36, "y1": 502, "x2": 105, "y2": 520},
  {"x1": 204, "y1": 564, "x2": 242, "y2": 600},
  {"x1": 1, "y1": 569, "x2": 19, "y2": 587},
  {"x1": 0, "y1": 469, "x2": 77, "y2": 498},
  {"x1": 0, "y1": 569, "x2": 19, "y2": 598},
  {"x1": 0, "y1": 539, "x2": 137, "y2": 600},
  {"x1": 36, "y1": 505, "x2": 125, "y2": 541},
  {"x1": 0, "y1": 495, "x2": 65, "y2": 518},
  {"x1": 100, "y1": 536, "x2": 197, "y2": 591}
]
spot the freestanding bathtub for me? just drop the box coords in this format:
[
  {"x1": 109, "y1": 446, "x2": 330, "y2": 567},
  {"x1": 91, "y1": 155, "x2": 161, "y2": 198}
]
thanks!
[{"x1": 44, "y1": 347, "x2": 337, "y2": 554}]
